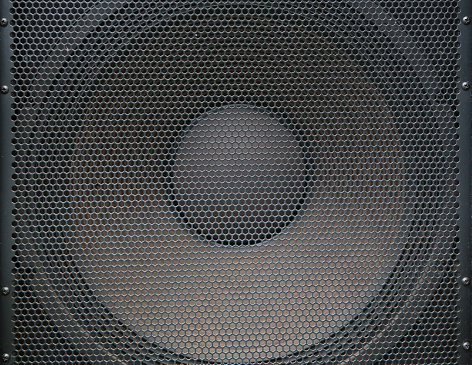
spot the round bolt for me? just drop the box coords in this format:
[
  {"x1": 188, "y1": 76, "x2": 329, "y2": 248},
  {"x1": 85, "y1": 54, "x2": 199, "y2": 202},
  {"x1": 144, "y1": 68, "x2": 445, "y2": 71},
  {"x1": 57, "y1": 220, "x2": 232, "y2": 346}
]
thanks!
[
  {"x1": 463, "y1": 16, "x2": 471, "y2": 25},
  {"x1": 463, "y1": 341, "x2": 471, "y2": 350},
  {"x1": 1, "y1": 286, "x2": 9, "y2": 295},
  {"x1": 462, "y1": 81, "x2": 471, "y2": 90},
  {"x1": 1, "y1": 353, "x2": 10, "y2": 362},
  {"x1": 0, "y1": 18, "x2": 7, "y2": 27},
  {"x1": 1, "y1": 85, "x2": 8, "y2": 94},
  {"x1": 462, "y1": 277, "x2": 471, "y2": 286}
]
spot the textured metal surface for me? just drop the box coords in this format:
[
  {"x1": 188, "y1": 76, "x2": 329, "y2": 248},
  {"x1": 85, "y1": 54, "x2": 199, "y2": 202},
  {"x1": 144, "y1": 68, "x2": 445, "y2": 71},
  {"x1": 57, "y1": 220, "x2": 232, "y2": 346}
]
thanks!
[{"x1": 6, "y1": 0, "x2": 466, "y2": 364}]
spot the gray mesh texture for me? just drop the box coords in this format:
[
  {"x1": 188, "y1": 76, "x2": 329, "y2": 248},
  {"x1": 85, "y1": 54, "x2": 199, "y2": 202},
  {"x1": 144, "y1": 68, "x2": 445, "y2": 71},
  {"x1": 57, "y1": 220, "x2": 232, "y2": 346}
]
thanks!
[{"x1": 10, "y1": 1, "x2": 461, "y2": 364}]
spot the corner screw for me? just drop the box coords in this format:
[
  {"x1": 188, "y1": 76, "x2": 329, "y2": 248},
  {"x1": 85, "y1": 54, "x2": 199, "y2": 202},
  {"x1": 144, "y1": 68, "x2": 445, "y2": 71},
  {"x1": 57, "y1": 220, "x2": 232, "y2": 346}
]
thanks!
[
  {"x1": 1, "y1": 286, "x2": 9, "y2": 295},
  {"x1": 1, "y1": 353, "x2": 10, "y2": 362},
  {"x1": 463, "y1": 341, "x2": 471, "y2": 350},
  {"x1": 462, "y1": 277, "x2": 471, "y2": 286},
  {"x1": 463, "y1": 16, "x2": 471, "y2": 25},
  {"x1": 1, "y1": 85, "x2": 8, "y2": 94},
  {"x1": 0, "y1": 18, "x2": 7, "y2": 27},
  {"x1": 462, "y1": 81, "x2": 471, "y2": 90}
]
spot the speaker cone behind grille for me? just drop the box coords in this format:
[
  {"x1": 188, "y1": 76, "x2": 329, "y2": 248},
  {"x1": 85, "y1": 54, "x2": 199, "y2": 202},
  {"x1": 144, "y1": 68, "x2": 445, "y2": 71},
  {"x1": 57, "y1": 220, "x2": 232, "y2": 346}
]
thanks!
[
  {"x1": 68, "y1": 8, "x2": 406, "y2": 360},
  {"x1": 10, "y1": 1, "x2": 461, "y2": 364}
]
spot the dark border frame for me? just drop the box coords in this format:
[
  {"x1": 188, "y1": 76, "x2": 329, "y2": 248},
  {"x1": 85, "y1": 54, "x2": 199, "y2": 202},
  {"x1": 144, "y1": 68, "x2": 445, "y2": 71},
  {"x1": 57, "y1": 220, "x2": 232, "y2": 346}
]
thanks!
[
  {"x1": 0, "y1": 1, "x2": 470, "y2": 364},
  {"x1": 0, "y1": 0, "x2": 15, "y2": 363},
  {"x1": 457, "y1": 0, "x2": 472, "y2": 364}
]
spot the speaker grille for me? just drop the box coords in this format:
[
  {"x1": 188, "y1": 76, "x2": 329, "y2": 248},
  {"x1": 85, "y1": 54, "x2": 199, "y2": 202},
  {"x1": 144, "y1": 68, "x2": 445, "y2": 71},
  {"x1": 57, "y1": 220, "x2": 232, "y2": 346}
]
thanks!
[{"x1": 9, "y1": 1, "x2": 461, "y2": 364}]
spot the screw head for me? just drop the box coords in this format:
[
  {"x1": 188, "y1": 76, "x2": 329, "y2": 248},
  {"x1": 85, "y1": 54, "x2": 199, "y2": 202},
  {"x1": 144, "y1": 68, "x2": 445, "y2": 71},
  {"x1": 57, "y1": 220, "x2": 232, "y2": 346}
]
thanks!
[
  {"x1": 1, "y1": 286, "x2": 9, "y2": 295},
  {"x1": 462, "y1": 81, "x2": 471, "y2": 90},
  {"x1": 463, "y1": 341, "x2": 471, "y2": 350},
  {"x1": 1, "y1": 85, "x2": 8, "y2": 94},
  {"x1": 463, "y1": 16, "x2": 471, "y2": 25},
  {"x1": 462, "y1": 277, "x2": 471, "y2": 286},
  {"x1": 0, "y1": 18, "x2": 7, "y2": 27},
  {"x1": 1, "y1": 353, "x2": 10, "y2": 362}
]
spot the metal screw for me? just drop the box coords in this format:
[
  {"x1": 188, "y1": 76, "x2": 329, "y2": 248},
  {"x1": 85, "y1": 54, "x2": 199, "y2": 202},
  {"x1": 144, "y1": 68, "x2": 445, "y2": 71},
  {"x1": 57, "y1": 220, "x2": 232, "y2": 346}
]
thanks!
[
  {"x1": 1, "y1": 286, "x2": 9, "y2": 295},
  {"x1": 463, "y1": 341, "x2": 471, "y2": 350},
  {"x1": 463, "y1": 16, "x2": 471, "y2": 25},
  {"x1": 462, "y1": 81, "x2": 471, "y2": 90},
  {"x1": 1, "y1": 85, "x2": 8, "y2": 94},
  {"x1": 1, "y1": 353, "x2": 10, "y2": 362},
  {"x1": 462, "y1": 277, "x2": 471, "y2": 286},
  {"x1": 0, "y1": 18, "x2": 7, "y2": 27}
]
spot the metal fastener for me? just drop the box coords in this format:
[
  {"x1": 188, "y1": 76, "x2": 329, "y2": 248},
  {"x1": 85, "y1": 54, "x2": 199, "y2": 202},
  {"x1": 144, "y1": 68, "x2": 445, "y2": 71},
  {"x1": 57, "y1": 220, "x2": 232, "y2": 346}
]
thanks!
[
  {"x1": 462, "y1": 81, "x2": 471, "y2": 90},
  {"x1": 463, "y1": 16, "x2": 471, "y2": 25},
  {"x1": 1, "y1": 85, "x2": 8, "y2": 94},
  {"x1": 463, "y1": 341, "x2": 471, "y2": 350},
  {"x1": 0, "y1": 18, "x2": 7, "y2": 27},
  {"x1": 1, "y1": 286, "x2": 9, "y2": 295},
  {"x1": 1, "y1": 353, "x2": 10, "y2": 362},
  {"x1": 462, "y1": 277, "x2": 471, "y2": 286}
]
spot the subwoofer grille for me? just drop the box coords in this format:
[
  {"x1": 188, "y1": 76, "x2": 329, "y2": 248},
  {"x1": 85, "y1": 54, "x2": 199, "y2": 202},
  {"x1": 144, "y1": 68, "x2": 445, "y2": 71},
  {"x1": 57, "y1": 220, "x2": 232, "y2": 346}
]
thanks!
[{"x1": 9, "y1": 1, "x2": 462, "y2": 364}]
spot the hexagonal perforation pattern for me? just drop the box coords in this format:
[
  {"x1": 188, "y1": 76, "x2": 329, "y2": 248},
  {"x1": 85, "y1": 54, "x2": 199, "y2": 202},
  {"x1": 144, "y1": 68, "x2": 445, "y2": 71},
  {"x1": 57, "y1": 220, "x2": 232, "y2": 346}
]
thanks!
[{"x1": 9, "y1": 1, "x2": 461, "y2": 364}]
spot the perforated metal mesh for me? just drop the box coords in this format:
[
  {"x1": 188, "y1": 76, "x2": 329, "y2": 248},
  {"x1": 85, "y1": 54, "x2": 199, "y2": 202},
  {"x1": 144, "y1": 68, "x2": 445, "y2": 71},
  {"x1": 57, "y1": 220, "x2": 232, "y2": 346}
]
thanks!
[{"x1": 9, "y1": 1, "x2": 461, "y2": 364}]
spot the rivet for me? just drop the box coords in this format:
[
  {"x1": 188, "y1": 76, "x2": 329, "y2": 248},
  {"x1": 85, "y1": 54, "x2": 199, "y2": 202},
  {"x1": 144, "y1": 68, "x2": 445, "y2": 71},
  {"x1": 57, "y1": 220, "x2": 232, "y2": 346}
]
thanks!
[
  {"x1": 463, "y1": 341, "x2": 471, "y2": 350},
  {"x1": 463, "y1": 16, "x2": 471, "y2": 25},
  {"x1": 462, "y1": 81, "x2": 471, "y2": 90},
  {"x1": 462, "y1": 277, "x2": 471, "y2": 286},
  {"x1": 1, "y1": 286, "x2": 9, "y2": 295},
  {"x1": 1, "y1": 85, "x2": 8, "y2": 94},
  {"x1": 0, "y1": 18, "x2": 7, "y2": 27},
  {"x1": 1, "y1": 353, "x2": 10, "y2": 362}
]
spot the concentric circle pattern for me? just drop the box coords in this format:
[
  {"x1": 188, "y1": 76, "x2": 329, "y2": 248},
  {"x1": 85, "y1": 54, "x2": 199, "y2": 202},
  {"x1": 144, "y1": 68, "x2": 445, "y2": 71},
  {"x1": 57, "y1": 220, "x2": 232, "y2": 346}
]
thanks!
[{"x1": 10, "y1": 1, "x2": 461, "y2": 364}]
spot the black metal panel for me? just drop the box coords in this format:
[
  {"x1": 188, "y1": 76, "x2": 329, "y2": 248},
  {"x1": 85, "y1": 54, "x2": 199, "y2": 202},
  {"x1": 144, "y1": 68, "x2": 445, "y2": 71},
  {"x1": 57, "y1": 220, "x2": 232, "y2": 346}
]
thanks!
[
  {"x1": 0, "y1": 0, "x2": 15, "y2": 362},
  {"x1": 457, "y1": 1, "x2": 472, "y2": 365},
  {"x1": 2, "y1": 1, "x2": 470, "y2": 364}
]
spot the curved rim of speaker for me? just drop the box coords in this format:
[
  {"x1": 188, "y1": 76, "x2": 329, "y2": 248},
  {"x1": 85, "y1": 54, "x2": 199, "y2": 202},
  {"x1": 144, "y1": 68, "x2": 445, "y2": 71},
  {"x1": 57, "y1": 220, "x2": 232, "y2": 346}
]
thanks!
[{"x1": 17, "y1": 0, "x2": 455, "y2": 363}]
